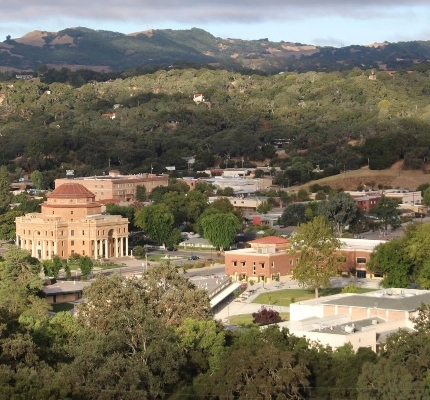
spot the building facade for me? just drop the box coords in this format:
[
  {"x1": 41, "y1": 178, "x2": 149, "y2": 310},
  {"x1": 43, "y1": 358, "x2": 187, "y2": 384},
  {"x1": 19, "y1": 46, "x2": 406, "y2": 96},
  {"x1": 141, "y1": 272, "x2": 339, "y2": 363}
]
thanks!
[
  {"x1": 224, "y1": 236, "x2": 385, "y2": 282},
  {"x1": 55, "y1": 170, "x2": 169, "y2": 202},
  {"x1": 15, "y1": 183, "x2": 129, "y2": 260}
]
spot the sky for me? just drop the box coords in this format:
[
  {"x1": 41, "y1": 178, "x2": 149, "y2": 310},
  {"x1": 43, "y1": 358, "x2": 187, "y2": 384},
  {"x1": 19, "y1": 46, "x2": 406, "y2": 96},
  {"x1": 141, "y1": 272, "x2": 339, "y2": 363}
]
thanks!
[{"x1": 1, "y1": 1, "x2": 430, "y2": 47}]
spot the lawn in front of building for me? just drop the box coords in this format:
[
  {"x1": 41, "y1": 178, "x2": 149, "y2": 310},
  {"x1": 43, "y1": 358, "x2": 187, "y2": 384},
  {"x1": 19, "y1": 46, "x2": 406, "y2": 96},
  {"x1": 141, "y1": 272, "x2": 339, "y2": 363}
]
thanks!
[
  {"x1": 227, "y1": 312, "x2": 290, "y2": 327},
  {"x1": 51, "y1": 303, "x2": 75, "y2": 313},
  {"x1": 252, "y1": 287, "x2": 375, "y2": 307}
]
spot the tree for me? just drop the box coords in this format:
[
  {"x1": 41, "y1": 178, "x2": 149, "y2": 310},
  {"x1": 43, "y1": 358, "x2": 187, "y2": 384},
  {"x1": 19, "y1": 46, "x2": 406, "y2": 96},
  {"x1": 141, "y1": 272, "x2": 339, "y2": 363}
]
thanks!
[
  {"x1": 0, "y1": 210, "x2": 23, "y2": 240},
  {"x1": 0, "y1": 166, "x2": 12, "y2": 214},
  {"x1": 371, "y1": 195, "x2": 401, "y2": 231},
  {"x1": 135, "y1": 204, "x2": 174, "y2": 245},
  {"x1": 279, "y1": 203, "x2": 306, "y2": 226},
  {"x1": 256, "y1": 201, "x2": 272, "y2": 214},
  {"x1": 200, "y1": 212, "x2": 240, "y2": 251},
  {"x1": 69, "y1": 273, "x2": 187, "y2": 398},
  {"x1": 30, "y1": 170, "x2": 45, "y2": 190},
  {"x1": 177, "y1": 318, "x2": 225, "y2": 372},
  {"x1": 42, "y1": 255, "x2": 63, "y2": 278},
  {"x1": 142, "y1": 262, "x2": 211, "y2": 326},
  {"x1": 78, "y1": 256, "x2": 93, "y2": 279},
  {"x1": 290, "y1": 215, "x2": 341, "y2": 298},
  {"x1": 367, "y1": 238, "x2": 414, "y2": 288},
  {"x1": 135, "y1": 184, "x2": 147, "y2": 201},
  {"x1": 193, "y1": 327, "x2": 310, "y2": 399},
  {"x1": 319, "y1": 192, "x2": 358, "y2": 237},
  {"x1": 132, "y1": 245, "x2": 146, "y2": 258},
  {"x1": 423, "y1": 186, "x2": 430, "y2": 206},
  {"x1": 357, "y1": 358, "x2": 427, "y2": 400}
]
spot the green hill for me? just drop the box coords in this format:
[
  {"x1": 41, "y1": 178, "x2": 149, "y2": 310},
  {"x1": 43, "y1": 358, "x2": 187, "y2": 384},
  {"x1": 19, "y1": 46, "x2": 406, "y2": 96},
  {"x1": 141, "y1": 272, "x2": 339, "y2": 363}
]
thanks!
[{"x1": 2, "y1": 27, "x2": 430, "y2": 73}]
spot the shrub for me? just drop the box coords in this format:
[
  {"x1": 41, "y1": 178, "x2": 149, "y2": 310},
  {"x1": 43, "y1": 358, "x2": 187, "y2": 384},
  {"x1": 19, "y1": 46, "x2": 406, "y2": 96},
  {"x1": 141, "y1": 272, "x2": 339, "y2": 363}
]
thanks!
[
  {"x1": 342, "y1": 284, "x2": 358, "y2": 293},
  {"x1": 252, "y1": 306, "x2": 281, "y2": 325},
  {"x1": 133, "y1": 246, "x2": 146, "y2": 257}
]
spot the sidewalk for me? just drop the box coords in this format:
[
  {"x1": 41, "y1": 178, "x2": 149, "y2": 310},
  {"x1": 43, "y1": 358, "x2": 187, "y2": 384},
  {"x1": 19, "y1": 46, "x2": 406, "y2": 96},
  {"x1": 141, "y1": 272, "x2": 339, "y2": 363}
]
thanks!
[{"x1": 214, "y1": 277, "x2": 381, "y2": 321}]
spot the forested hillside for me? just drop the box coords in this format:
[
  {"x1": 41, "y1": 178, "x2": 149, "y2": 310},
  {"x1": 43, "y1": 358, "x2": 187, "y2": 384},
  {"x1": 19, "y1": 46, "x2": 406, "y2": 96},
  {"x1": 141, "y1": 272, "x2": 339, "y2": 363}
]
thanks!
[
  {"x1": 1, "y1": 67, "x2": 430, "y2": 187},
  {"x1": 2, "y1": 27, "x2": 430, "y2": 73}
]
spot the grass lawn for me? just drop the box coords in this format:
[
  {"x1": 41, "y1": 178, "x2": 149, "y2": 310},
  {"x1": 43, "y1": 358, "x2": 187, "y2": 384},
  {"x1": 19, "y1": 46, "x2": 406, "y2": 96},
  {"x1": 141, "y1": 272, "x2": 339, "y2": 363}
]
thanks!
[
  {"x1": 51, "y1": 303, "x2": 75, "y2": 313},
  {"x1": 228, "y1": 312, "x2": 290, "y2": 327},
  {"x1": 252, "y1": 287, "x2": 375, "y2": 307}
]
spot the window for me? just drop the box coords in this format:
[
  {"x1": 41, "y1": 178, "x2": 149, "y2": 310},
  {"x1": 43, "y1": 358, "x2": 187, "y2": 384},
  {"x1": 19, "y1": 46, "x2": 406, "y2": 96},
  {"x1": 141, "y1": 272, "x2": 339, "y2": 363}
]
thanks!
[
  {"x1": 71, "y1": 230, "x2": 74, "y2": 236},
  {"x1": 82, "y1": 250, "x2": 86, "y2": 256},
  {"x1": 71, "y1": 211, "x2": 74, "y2": 215},
  {"x1": 253, "y1": 265, "x2": 256, "y2": 275},
  {"x1": 82, "y1": 241, "x2": 85, "y2": 245},
  {"x1": 233, "y1": 261, "x2": 237, "y2": 267},
  {"x1": 289, "y1": 259, "x2": 293, "y2": 266},
  {"x1": 241, "y1": 261, "x2": 246, "y2": 267},
  {"x1": 71, "y1": 240, "x2": 74, "y2": 246},
  {"x1": 260, "y1": 262, "x2": 265, "y2": 269},
  {"x1": 82, "y1": 230, "x2": 85, "y2": 235},
  {"x1": 271, "y1": 262, "x2": 275, "y2": 269},
  {"x1": 356, "y1": 257, "x2": 367, "y2": 264}
]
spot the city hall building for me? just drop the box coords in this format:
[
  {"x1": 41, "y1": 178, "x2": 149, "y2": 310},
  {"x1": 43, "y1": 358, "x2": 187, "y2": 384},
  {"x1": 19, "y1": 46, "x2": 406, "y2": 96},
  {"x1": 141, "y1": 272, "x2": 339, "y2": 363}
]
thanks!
[{"x1": 15, "y1": 183, "x2": 129, "y2": 260}]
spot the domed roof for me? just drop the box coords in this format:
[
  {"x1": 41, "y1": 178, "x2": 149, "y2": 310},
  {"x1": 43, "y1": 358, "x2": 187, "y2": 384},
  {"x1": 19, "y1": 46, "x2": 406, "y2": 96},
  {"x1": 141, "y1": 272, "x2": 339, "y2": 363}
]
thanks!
[{"x1": 47, "y1": 183, "x2": 95, "y2": 198}]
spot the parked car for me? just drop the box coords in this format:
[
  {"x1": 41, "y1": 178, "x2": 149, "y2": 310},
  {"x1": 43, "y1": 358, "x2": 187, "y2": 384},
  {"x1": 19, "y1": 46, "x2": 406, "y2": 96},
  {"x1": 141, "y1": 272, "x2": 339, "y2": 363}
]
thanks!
[
  {"x1": 166, "y1": 247, "x2": 177, "y2": 251},
  {"x1": 188, "y1": 255, "x2": 200, "y2": 260}
]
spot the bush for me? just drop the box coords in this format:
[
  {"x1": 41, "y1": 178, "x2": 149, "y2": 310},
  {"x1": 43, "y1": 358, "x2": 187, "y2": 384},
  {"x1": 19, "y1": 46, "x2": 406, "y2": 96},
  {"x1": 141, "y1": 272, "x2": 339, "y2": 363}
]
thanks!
[
  {"x1": 133, "y1": 246, "x2": 146, "y2": 257},
  {"x1": 252, "y1": 306, "x2": 281, "y2": 325},
  {"x1": 342, "y1": 284, "x2": 358, "y2": 293}
]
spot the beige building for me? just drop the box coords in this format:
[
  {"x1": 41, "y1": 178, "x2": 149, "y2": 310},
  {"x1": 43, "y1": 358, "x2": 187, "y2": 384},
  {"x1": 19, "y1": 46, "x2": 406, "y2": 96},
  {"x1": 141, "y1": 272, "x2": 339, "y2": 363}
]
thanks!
[
  {"x1": 15, "y1": 183, "x2": 129, "y2": 260},
  {"x1": 285, "y1": 289, "x2": 428, "y2": 351},
  {"x1": 55, "y1": 170, "x2": 169, "y2": 202}
]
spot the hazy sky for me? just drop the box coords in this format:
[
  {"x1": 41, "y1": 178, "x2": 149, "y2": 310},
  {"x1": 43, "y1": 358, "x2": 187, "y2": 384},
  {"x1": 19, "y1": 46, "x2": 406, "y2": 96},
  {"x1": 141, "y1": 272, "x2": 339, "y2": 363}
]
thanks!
[{"x1": 1, "y1": 1, "x2": 430, "y2": 47}]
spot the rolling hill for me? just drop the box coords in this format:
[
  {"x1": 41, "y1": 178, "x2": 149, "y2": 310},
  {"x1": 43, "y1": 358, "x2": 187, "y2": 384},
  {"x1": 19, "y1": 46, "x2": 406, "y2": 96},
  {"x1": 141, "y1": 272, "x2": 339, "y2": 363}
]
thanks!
[{"x1": 1, "y1": 27, "x2": 430, "y2": 73}]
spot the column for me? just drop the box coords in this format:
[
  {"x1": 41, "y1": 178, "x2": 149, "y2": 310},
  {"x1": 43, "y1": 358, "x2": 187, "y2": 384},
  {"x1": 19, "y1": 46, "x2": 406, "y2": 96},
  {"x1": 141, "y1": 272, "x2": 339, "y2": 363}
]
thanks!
[
  {"x1": 125, "y1": 237, "x2": 129, "y2": 257},
  {"x1": 53, "y1": 241, "x2": 57, "y2": 257},
  {"x1": 120, "y1": 237, "x2": 124, "y2": 257},
  {"x1": 41, "y1": 240, "x2": 46, "y2": 260},
  {"x1": 115, "y1": 238, "x2": 118, "y2": 257},
  {"x1": 94, "y1": 239, "x2": 98, "y2": 260},
  {"x1": 15, "y1": 235, "x2": 19, "y2": 247},
  {"x1": 48, "y1": 241, "x2": 52, "y2": 259},
  {"x1": 104, "y1": 239, "x2": 109, "y2": 259}
]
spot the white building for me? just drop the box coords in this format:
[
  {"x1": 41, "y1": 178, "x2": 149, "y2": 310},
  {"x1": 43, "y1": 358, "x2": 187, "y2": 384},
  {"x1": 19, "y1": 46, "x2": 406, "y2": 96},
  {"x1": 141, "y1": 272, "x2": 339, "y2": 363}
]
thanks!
[{"x1": 284, "y1": 288, "x2": 429, "y2": 352}]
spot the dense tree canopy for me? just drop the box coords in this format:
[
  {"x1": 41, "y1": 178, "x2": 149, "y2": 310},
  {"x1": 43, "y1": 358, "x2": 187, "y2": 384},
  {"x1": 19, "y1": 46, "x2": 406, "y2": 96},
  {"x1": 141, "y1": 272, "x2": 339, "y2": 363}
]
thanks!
[{"x1": 290, "y1": 215, "x2": 341, "y2": 298}]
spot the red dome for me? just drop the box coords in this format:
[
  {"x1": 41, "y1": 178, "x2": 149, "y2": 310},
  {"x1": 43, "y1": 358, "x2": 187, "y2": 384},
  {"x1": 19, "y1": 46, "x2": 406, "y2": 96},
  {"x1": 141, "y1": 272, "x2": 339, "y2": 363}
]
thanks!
[{"x1": 47, "y1": 183, "x2": 95, "y2": 198}]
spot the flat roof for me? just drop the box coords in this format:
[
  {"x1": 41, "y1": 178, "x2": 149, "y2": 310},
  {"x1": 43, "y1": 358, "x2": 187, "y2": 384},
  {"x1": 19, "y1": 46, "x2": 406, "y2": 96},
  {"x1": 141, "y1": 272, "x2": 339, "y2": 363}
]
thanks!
[
  {"x1": 340, "y1": 238, "x2": 386, "y2": 251},
  {"x1": 323, "y1": 292, "x2": 430, "y2": 311},
  {"x1": 44, "y1": 281, "x2": 92, "y2": 295},
  {"x1": 312, "y1": 317, "x2": 386, "y2": 335}
]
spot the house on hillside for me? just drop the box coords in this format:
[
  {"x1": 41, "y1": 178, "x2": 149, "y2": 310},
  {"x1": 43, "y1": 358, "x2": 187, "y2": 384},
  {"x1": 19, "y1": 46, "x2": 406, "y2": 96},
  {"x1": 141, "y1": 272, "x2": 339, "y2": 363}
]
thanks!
[
  {"x1": 193, "y1": 93, "x2": 205, "y2": 103},
  {"x1": 101, "y1": 113, "x2": 116, "y2": 119}
]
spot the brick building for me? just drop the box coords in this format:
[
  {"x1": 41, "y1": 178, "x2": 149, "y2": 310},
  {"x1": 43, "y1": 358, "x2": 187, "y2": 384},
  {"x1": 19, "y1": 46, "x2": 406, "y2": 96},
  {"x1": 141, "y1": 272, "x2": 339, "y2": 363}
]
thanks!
[
  {"x1": 15, "y1": 183, "x2": 129, "y2": 260},
  {"x1": 224, "y1": 236, "x2": 385, "y2": 283},
  {"x1": 55, "y1": 170, "x2": 169, "y2": 202},
  {"x1": 354, "y1": 195, "x2": 381, "y2": 212}
]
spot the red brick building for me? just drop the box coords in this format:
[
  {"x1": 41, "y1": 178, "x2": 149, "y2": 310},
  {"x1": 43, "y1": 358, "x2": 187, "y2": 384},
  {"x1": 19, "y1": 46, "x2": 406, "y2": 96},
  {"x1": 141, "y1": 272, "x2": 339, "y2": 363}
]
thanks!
[
  {"x1": 354, "y1": 195, "x2": 381, "y2": 212},
  {"x1": 224, "y1": 236, "x2": 385, "y2": 282}
]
